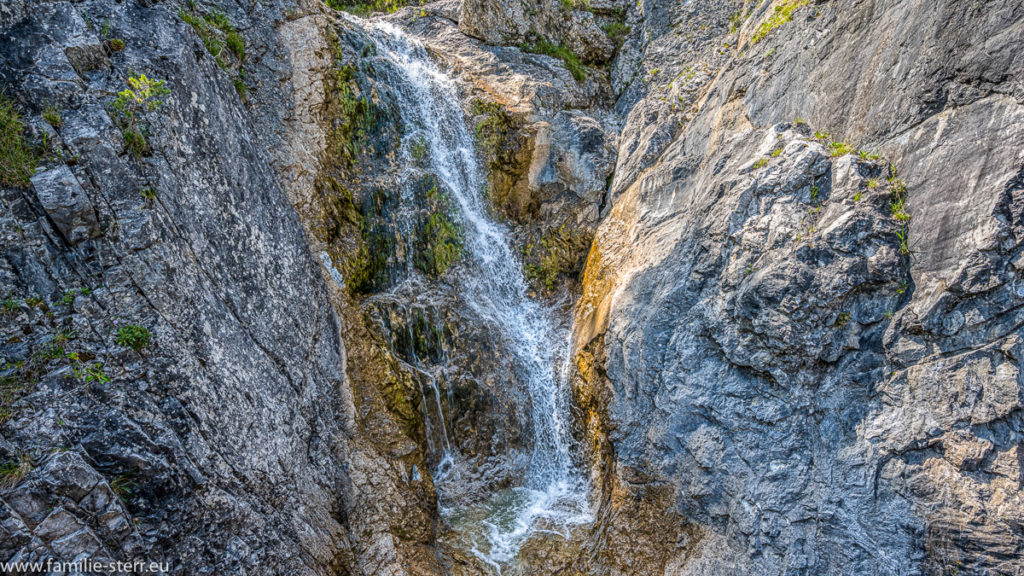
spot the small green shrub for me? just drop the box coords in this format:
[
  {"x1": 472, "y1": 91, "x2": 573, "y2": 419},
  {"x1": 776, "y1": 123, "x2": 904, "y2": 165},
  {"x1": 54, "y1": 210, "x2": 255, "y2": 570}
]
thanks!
[
  {"x1": 828, "y1": 140, "x2": 853, "y2": 157},
  {"x1": 72, "y1": 360, "x2": 110, "y2": 384},
  {"x1": 57, "y1": 288, "x2": 86, "y2": 306},
  {"x1": 770, "y1": 147, "x2": 783, "y2": 158},
  {"x1": 521, "y1": 40, "x2": 586, "y2": 82},
  {"x1": 115, "y1": 324, "x2": 152, "y2": 351},
  {"x1": 110, "y1": 75, "x2": 170, "y2": 158},
  {"x1": 0, "y1": 95, "x2": 40, "y2": 188},
  {"x1": 108, "y1": 38, "x2": 126, "y2": 52},
  {"x1": 810, "y1": 185, "x2": 819, "y2": 200},
  {"x1": 729, "y1": 11, "x2": 744, "y2": 33},
  {"x1": 226, "y1": 31, "x2": 245, "y2": 60},
  {"x1": 753, "y1": 157, "x2": 769, "y2": 170},
  {"x1": 896, "y1": 226, "x2": 910, "y2": 255},
  {"x1": 121, "y1": 128, "x2": 147, "y2": 158},
  {"x1": 835, "y1": 312, "x2": 851, "y2": 327},
  {"x1": 85, "y1": 363, "x2": 110, "y2": 384},
  {"x1": 889, "y1": 178, "x2": 910, "y2": 221}
]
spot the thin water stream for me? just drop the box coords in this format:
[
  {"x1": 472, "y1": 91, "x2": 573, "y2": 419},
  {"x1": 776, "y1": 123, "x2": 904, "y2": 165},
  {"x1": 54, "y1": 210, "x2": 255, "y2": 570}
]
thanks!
[{"x1": 346, "y1": 15, "x2": 593, "y2": 569}]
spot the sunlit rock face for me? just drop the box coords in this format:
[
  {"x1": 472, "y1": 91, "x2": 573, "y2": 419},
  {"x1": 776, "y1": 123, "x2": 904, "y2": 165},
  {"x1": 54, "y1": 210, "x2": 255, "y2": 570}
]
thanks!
[{"x1": 573, "y1": 1, "x2": 1024, "y2": 574}]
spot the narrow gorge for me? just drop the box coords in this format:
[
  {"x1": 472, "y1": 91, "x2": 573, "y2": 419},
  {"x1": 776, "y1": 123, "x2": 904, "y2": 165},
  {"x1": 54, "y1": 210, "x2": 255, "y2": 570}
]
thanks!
[{"x1": 1, "y1": 1, "x2": 1022, "y2": 575}]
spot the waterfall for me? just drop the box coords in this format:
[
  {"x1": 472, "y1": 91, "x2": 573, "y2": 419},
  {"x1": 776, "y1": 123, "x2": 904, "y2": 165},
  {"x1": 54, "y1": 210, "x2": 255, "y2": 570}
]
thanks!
[{"x1": 347, "y1": 16, "x2": 593, "y2": 567}]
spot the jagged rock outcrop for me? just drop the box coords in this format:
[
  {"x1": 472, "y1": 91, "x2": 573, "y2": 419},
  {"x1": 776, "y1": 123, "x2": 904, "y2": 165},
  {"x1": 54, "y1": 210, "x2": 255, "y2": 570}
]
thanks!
[
  {"x1": 457, "y1": 0, "x2": 622, "y2": 65},
  {"x1": 573, "y1": 0, "x2": 1024, "y2": 574}
]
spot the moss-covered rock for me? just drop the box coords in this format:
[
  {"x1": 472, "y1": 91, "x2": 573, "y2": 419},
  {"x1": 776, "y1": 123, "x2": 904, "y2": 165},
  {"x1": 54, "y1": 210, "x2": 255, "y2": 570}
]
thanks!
[
  {"x1": 414, "y1": 177, "x2": 463, "y2": 278},
  {"x1": 522, "y1": 222, "x2": 593, "y2": 295},
  {"x1": 471, "y1": 99, "x2": 538, "y2": 223}
]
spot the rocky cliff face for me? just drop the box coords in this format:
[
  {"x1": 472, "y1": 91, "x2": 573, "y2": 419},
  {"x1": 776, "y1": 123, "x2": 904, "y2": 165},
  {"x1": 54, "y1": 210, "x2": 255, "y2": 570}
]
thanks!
[
  {"x1": 572, "y1": 0, "x2": 1024, "y2": 574},
  {"x1": 0, "y1": 1, "x2": 437, "y2": 573},
  {"x1": 2, "y1": 0, "x2": 1022, "y2": 574}
]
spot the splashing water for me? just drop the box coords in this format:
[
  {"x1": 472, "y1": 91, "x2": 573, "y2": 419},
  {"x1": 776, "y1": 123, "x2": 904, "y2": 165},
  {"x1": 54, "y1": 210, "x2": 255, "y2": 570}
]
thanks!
[{"x1": 347, "y1": 15, "x2": 593, "y2": 567}]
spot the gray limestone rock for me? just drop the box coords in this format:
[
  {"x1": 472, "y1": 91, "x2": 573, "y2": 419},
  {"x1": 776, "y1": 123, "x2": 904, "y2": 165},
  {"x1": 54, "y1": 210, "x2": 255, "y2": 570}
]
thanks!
[{"x1": 30, "y1": 165, "x2": 100, "y2": 245}]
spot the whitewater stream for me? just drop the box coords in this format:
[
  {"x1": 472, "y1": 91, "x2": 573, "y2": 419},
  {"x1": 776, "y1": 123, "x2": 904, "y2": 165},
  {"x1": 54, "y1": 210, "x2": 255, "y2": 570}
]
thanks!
[{"x1": 347, "y1": 16, "x2": 594, "y2": 569}]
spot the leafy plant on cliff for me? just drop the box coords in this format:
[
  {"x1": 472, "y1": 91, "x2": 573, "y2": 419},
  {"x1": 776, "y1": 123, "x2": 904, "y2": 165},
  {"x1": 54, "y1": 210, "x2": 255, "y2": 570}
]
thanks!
[
  {"x1": 110, "y1": 75, "x2": 170, "y2": 158},
  {"x1": 0, "y1": 95, "x2": 40, "y2": 188},
  {"x1": 115, "y1": 324, "x2": 153, "y2": 351},
  {"x1": 73, "y1": 361, "x2": 110, "y2": 384},
  {"x1": 42, "y1": 104, "x2": 62, "y2": 128}
]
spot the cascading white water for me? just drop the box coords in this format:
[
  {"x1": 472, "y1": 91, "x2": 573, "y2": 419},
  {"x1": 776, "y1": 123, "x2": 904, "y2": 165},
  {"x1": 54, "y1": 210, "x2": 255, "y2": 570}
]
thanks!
[{"x1": 348, "y1": 16, "x2": 593, "y2": 567}]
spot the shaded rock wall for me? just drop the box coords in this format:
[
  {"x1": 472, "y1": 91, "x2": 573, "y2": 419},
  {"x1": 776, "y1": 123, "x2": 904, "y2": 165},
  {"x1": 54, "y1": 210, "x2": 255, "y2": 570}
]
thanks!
[{"x1": 0, "y1": 1, "x2": 437, "y2": 574}]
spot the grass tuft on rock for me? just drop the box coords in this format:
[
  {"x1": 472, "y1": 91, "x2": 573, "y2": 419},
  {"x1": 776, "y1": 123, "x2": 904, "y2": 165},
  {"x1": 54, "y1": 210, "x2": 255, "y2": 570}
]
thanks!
[
  {"x1": 178, "y1": 6, "x2": 247, "y2": 98},
  {"x1": 0, "y1": 95, "x2": 39, "y2": 188},
  {"x1": 521, "y1": 40, "x2": 586, "y2": 82}
]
